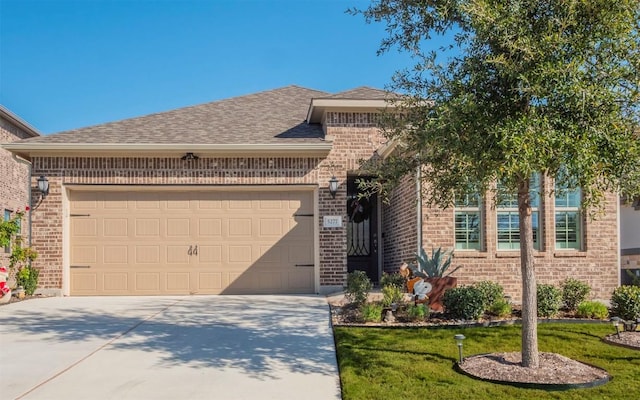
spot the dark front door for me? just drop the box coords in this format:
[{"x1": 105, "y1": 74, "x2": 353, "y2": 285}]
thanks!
[{"x1": 346, "y1": 177, "x2": 379, "y2": 283}]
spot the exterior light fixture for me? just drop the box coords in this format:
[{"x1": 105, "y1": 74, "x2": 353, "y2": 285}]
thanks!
[
  {"x1": 454, "y1": 334, "x2": 466, "y2": 363},
  {"x1": 37, "y1": 175, "x2": 49, "y2": 198},
  {"x1": 181, "y1": 152, "x2": 199, "y2": 161},
  {"x1": 328, "y1": 176, "x2": 339, "y2": 198},
  {"x1": 611, "y1": 317, "x2": 621, "y2": 339}
]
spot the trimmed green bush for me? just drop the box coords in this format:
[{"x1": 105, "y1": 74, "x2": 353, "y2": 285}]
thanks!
[
  {"x1": 345, "y1": 271, "x2": 372, "y2": 306},
  {"x1": 610, "y1": 285, "x2": 640, "y2": 321},
  {"x1": 381, "y1": 284, "x2": 404, "y2": 307},
  {"x1": 489, "y1": 299, "x2": 512, "y2": 317},
  {"x1": 474, "y1": 281, "x2": 504, "y2": 311},
  {"x1": 537, "y1": 283, "x2": 562, "y2": 318},
  {"x1": 360, "y1": 302, "x2": 384, "y2": 322},
  {"x1": 443, "y1": 286, "x2": 484, "y2": 320},
  {"x1": 380, "y1": 272, "x2": 405, "y2": 289},
  {"x1": 406, "y1": 303, "x2": 427, "y2": 321},
  {"x1": 16, "y1": 266, "x2": 39, "y2": 296},
  {"x1": 561, "y1": 278, "x2": 591, "y2": 311},
  {"x1": 576, "y1": 301, "x2": 609, "y2": 319}
]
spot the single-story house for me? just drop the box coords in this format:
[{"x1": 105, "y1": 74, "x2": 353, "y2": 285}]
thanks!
[
  {"x1": 1, "y1": 105, "x2": 40, "y2": 267},
  {"x1": 2, "y1": 86, "x2": 621, "y2": 301}
]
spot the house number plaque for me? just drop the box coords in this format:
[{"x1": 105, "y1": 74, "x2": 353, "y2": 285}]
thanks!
[{"x1": 323, "y1": 216, "x2": 343, "y2": 228}]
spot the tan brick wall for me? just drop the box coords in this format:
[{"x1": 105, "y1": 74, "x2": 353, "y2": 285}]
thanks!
[
  {"x1": 420, "y1": 175, "x2": 620, "y2": 302},
  {"x1": 0, "y1": 117, "x2": 33, "y2": 267},
  {"x1": 30, "y1": 112, "x2": 388, "y2": 293},
  {"x1": 382, "y1": 174, "x2": 418, "y2": 272}
]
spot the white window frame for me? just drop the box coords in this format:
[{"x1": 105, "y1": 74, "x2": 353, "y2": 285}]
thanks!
[
  {"x1": 496, "y1": 175, "x2": 541, "y2": 251},
  {"x1": 454, "y1": 194, "x2": 483, "y2": 250},
  {"x1": 554, "y1": 182, "x2": 582, "y2": 250}
]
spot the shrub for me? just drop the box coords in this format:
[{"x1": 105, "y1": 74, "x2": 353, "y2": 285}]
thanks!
[
  {"x1": 381, "y1": 284, "x2": 404, "y2": 307},
  {"x1": 474, "y1": 281, "x2": 505, "y2": 311},
  {"x1": 380, "y1": 272, "x2": 405, "y2": 290},
  {"x1": 360, "y1": 302, "x2": 384, "y2": 322},
  {"x1": 576, "y1": 301, "x2": 609, "y2": 319},
  {"x1": 443, "y1": 286, "x2": 484, "y2": 320},
  {"x1": 415, "y1": 247, "x2": 462, "y2": 277},
  {"x1": 406, "y1": 303, "x2": 427, "y2": 321},
  {"x1": 537, "y1": 284, "x2": 562, "y2": 318},
  {"x1": 610, "y1": 285, "x2": 640, "y2": 321},
  {"x1": 345, "y1": 271, "x2": 373, "y2": 306},
  {"x1": 489, "y1": 299, "x2": 512, "y2": 318},
  {"x1": 561, "y1": 278, "x2": 591, "y2": 311},
  {"x1": 16, "y1": 266, "x2": 39, "y2": 296}
]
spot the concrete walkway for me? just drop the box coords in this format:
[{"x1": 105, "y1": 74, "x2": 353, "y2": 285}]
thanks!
[{"x1": 0, "y1": 295, "x2": 341, "y2": 400}]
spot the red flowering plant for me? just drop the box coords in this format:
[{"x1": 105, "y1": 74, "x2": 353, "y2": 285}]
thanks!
[{"x1": 0, "y1": 207, "x2": 38, "y2": 296}]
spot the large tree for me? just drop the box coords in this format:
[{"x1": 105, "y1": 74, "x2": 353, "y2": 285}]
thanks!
[{"x1": 352, "y1": 0, "x2": 640, "y2": 368}]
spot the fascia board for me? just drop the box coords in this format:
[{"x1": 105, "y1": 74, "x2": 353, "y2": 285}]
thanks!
[{"x1": 1, "y1": 142, "x2": 333, "y2": 160}]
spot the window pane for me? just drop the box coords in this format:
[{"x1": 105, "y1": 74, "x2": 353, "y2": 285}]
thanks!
[
  {"x1": 455, "y1": 212, "x2": 481, "y2": 250},
  {"x1": 497, "y1": 211, "x2": 540, "y2": 250},
  {"x1": 555, "y1": 186, "x2": 581, "y2": 208},
  {"x1": 555, "y1": 211, "x2": 581, "y2": 249},
  {"x1": 455, "y1": 193, "x2": 480, "y2": 207}
]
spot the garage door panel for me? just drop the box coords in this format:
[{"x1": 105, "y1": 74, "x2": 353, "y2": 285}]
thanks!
[
  {"x1": 70, "y1": 189, "x2": 314, "y2": 295},
  {"x1": 104, "y1": 273, "x2": 128, "y2": 291},
  {"x1": 135, "y1": 273, "x2": 160, "y2": 291},
  {"x1": 103, "y1": 218, "x2": 128, "y2": 237},
  {"x1": 197, "y1": 245, "x2": 222, "y2": 263},
  {"x1": 72, "y1": 219, "x2": 98, "y2": 237},
  {"x1": 103, "y1": 245, "x2": 128, "y2": 264}
]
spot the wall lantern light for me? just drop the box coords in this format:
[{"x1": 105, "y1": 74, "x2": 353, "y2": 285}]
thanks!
[
  {"x1": 454, "y1": 334, "x2": 466, "y2": 363},
  {"x1": 328, "y1": 176, "x2": 339, "y2": 199},
  {"x1": 181, "y1": 152, "x2": 199, "y2": 161},
  {"x1": 37, "y1": 175, "x2": 49, "y2": 198}
]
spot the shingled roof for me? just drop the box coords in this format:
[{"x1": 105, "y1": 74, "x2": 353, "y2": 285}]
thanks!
[
  {"x1": 21, "y1": 85, "x2": 330, "y2": 145},
  {"x1": 325, "y1": 86, "x2": 392, "y2": 100}
]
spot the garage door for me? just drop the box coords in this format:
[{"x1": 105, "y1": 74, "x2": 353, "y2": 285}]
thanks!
[{"x1": 69, "y1": 189, "x2": 315, "y2": 295}]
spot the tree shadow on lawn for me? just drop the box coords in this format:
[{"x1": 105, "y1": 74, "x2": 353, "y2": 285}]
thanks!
[{"x1": 0, "y1": 296, "x2": 337, "y2": 379}]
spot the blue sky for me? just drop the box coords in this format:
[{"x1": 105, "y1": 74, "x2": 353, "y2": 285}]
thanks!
[{"x1": 0, "y1": 0, "x2": 418, "y2": 134}]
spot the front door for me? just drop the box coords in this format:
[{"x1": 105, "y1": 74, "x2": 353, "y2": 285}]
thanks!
[{"x1": 346, "y1": 176, "x2": 379, "y2": 283}]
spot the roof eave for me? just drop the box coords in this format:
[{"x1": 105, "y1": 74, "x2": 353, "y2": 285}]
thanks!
[
  {"x1": 0, "y1": 105, "x2": 41, "y2": 137},
  {"x1": 1, "y1": 142, "x2": 333, "y2": 160},
  {"x1": 306, "y1": 98, "x2": 393, "y2": 124}
]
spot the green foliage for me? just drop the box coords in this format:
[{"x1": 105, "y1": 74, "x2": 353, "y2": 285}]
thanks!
[
  {"x1": 415, "y1": 247, "x2": 461, "y2": 278},
  {"x1": 537, "y1": 284, "x2": 562, "y2": 318},
  {"x1": 561, "y1": 278, "x2": 591, "y2": 311},
  {"x1": 0, "y1": 211, "x2": 22, "y2": 249},
  {"x1": 360, "y1": 302, "x2": 384, "y2": 323},
  {"x1": 489, "y1": 299, "x2": 512, "y2": 318},
  {"x1": 474, "y1": 281, "x2": 505, "y2": 311},
  {"x1": 380, "y1": 272, "x2": 405, "y2": 289},
  {"x1": 610, "y1": 285, "x2": 640, "y2": 321},
  {"x1": 16, "y1": 266, "x2": 39, "y2": 296},
  {"x1": 443, "y1": 286, "x2": 484, "y2": 320},
  {"x1": 345, "y1": 271, "x2": 373, "y2": 306},
  {"x1": 405, "y1": 303, "x2": 427, "y2": 321},
  {"x1": 576, "y1": 301, "x2": 609, "y2": 320},
  {"x1": 381, "y1": 284, "x2": 404, "y2": 307}
]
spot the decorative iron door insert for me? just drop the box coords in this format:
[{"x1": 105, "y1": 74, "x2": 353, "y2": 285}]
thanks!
[{"x1": 346, "y1": 176, "x2": 379, "y2": 283}]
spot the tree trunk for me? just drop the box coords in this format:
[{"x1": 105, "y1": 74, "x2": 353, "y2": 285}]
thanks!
[{"x1": 518, "y1": 177, "x2": 539, "y2": 368}]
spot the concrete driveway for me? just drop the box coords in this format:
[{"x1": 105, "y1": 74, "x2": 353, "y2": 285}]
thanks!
[{"x1": 0, "y1": 295, "x2": 341, "y2": 400}]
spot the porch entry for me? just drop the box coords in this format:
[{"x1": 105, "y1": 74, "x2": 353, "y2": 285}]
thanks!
[{"x1": 346, "y1": 176, "x2": 379, "y2": 283}]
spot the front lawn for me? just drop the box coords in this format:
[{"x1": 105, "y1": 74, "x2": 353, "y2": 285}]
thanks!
[{"x1": 334, "y1": 323, "x2": 639, "y2": 400}]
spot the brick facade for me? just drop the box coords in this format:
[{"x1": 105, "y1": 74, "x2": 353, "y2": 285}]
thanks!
[
  {"x1": 30, "y1": 112, "x2": 387, "y2": 294},
  {"x1": 417, "y1": 175, "x2": 619, "y2": 302},
  {"x1": 382, "y1": 174, "x2": 418, "y2": 272},
  {"x1": 0, "y1": 112, "x2": 38, "y2": 267}
]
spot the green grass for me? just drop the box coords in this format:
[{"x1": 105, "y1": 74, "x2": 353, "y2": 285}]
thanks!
[{"x1": 334, "y1": 323, "x2": 639, "y2": 400}]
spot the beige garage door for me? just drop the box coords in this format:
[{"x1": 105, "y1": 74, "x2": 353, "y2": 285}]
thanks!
[{"x1": 69, "y1": 189, "x2": 314, "y2": 295}]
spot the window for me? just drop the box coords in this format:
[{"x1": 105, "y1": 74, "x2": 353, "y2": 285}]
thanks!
[
  {"x1": 454, "y1": 194, "x2": 482, "y2": 250},
  {"x1": 496, "y1": 175, "x2": 541, "y2": 250},
  {"x1": 555, "y1": 180, "x2": 582, "y2": 250},
  {"x1": 3, "y1": 209, "x2": 11, "y2": 253}
]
